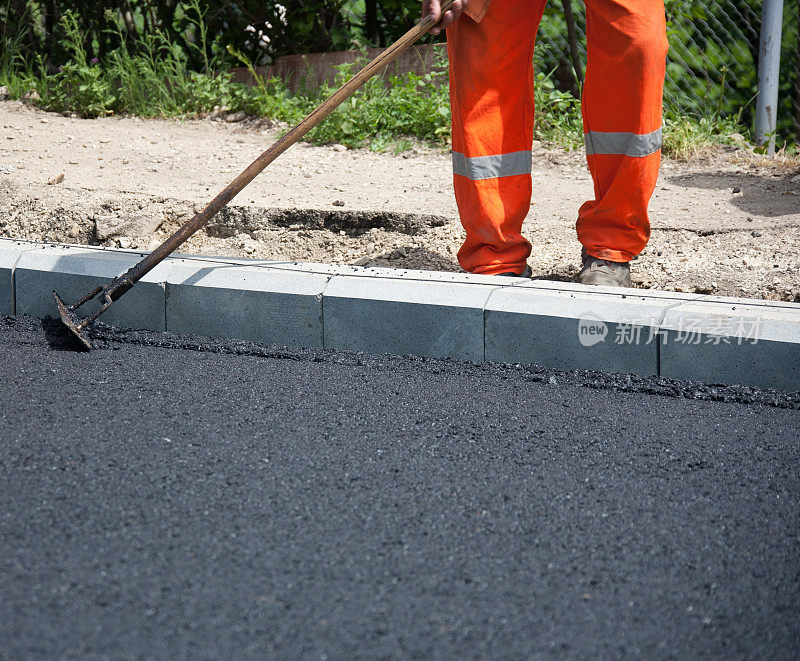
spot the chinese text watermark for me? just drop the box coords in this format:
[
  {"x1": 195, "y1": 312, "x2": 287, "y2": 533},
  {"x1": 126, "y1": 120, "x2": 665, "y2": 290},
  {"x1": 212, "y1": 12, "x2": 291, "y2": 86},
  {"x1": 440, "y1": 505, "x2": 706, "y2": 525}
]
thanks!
[{"x1": 577, "y1": 314, "x2": 761, "y2": 346}]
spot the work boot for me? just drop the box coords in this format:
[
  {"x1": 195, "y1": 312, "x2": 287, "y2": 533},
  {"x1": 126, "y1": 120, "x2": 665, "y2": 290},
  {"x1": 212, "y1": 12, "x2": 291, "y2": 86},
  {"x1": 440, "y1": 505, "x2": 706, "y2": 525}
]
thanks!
[
  {"x1": 577, "y1": 249, "x2": 631, "y2": 287},
  {"x1": 497, "y1": 265, "x2": 532, "y2": 278}
]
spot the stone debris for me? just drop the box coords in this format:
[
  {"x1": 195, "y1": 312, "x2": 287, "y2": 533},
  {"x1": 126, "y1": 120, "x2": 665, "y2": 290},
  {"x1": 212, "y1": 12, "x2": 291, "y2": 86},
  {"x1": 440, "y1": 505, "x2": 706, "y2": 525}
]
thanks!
[
  {"x1": 47, "y1": 173, "x2": 65, "y2": 185},
  {"x1": 95, "y1": 212, "x2": 164, "y2": 241},
  {"x1": 225, "y1": 110, "x2": 247, "y2": 123},
  {"x1": 209, "y1": 106, "x2": 229, "y2": 121}
]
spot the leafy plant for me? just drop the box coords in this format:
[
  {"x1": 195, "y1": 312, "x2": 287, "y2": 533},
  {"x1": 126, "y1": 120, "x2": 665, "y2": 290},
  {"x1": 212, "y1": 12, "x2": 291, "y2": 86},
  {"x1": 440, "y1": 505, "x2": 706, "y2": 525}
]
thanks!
[
  {"x1": 0, "y1": 0, "x2": 781, "y2": 155},
  {"x1": 532, "y1": 68, "x2": 583, "y2": 148},
  {"x1": 44, "y1": 11, "x2": 115, "y2": 117},
  {"x1": 298, "y1": 57, "x2": 451, "y2": 148}
]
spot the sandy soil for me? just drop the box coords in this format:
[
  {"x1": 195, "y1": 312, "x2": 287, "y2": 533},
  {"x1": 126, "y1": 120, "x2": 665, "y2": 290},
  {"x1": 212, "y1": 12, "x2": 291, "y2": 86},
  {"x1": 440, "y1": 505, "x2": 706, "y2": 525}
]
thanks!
[{"x1": 1, "y1": 100, "x2": 799, "y2": 300}]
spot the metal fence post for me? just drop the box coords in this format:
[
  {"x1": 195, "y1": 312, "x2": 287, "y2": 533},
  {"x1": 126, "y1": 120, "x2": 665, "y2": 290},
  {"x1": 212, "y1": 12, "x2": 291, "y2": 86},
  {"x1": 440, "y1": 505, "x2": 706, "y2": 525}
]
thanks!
[{"x1": 756, "y1": 0, "x2": 784, "y2": 155}]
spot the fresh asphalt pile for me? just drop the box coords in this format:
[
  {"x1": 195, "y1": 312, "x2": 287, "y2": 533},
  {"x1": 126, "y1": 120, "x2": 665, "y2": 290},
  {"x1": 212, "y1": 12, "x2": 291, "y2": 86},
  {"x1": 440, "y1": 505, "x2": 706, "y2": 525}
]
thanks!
[{"x1": 1, "y1": 314, "x2": 798, "y2": 658}]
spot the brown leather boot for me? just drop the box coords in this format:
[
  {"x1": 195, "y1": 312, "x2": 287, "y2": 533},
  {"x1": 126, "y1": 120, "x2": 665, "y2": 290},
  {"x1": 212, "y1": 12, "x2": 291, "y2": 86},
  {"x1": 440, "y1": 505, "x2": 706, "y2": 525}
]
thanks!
[{"x1": 577, "y1": 249, "x2": 632, "y2": 287}]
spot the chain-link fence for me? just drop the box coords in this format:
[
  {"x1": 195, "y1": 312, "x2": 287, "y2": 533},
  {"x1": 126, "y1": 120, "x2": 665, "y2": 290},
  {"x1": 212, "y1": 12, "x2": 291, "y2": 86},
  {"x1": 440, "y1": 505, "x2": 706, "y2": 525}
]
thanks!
[{"x1": 533, "y1": 0, "x2": 799, "y2": 147}]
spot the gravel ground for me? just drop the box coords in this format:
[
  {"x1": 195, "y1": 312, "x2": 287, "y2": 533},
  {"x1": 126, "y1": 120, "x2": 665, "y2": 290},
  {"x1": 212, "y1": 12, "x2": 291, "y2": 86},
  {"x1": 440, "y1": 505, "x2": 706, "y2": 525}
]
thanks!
[
  {"x1": 1, "y1": 100, "x2": 799, "y2": 301},
  {"x1": 1, "y1": 314, "x2": 799, "y2": 658}
]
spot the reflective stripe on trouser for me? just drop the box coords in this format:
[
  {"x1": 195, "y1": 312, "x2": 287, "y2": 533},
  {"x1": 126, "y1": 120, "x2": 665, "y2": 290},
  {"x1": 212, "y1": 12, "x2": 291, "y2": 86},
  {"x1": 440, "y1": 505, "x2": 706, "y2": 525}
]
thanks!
[{"x1": 447, "y1": 0, "x2": 667, "y2": 273}]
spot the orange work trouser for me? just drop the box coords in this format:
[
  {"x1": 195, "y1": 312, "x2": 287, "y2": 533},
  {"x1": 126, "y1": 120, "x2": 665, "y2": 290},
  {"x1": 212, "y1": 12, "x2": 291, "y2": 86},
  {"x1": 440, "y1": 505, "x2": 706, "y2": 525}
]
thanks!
[{"x1": 447, "y1": 0, "x2": 668, "y2": 274}]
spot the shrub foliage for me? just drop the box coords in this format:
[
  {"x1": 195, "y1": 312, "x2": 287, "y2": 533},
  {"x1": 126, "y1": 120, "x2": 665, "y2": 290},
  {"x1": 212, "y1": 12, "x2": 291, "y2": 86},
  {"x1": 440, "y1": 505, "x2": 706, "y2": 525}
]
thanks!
[{"x1": 0, "y1": 0, "x2": 796, "y2": 147}]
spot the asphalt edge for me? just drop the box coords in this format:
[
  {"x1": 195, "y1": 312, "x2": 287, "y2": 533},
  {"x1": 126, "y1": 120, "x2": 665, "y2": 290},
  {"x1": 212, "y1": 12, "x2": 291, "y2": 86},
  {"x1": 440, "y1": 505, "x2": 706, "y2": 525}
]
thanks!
[{"x1": 2, "y1": 238, "x2": 799, "y2": 391}]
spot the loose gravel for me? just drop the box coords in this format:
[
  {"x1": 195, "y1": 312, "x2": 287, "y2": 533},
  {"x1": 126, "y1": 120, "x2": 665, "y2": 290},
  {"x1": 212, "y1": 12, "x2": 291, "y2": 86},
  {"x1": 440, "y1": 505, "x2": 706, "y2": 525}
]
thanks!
[{"x1": 2, "y1": 100, "x2": 799, "y2": 301}]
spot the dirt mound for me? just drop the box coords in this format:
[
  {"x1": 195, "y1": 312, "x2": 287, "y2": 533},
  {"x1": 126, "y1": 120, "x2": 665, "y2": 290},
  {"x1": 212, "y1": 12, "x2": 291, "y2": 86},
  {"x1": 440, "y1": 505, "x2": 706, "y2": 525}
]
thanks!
[{"x1": 0, "y1": 177, "x2": 461, "y2": 270}]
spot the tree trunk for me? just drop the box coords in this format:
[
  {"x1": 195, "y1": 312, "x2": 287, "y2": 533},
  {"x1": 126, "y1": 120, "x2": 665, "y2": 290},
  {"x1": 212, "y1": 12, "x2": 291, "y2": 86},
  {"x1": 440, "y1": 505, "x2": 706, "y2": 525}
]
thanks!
[
  {"x1": 795, "y1": 0, "x2": 800, "y2": 140},
  {"x1": 121, "y1": 1, "x2": 139, "y2": 41},
  {"x1": 365, "y1": 0, "x2": 379, "y2": 46},
  {"x1": 45, "y1": 0, "x2": 57, "y2": 68},
  {"x1": 560, "y1": 0, "x2": 584, "y2": 86}
]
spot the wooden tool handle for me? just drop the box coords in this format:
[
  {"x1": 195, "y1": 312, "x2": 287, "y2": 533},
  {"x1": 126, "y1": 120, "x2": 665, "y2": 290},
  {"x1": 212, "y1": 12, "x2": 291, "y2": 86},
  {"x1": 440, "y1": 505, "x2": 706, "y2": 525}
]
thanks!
[{"x1": 108, "y1": 0, "x2": 456, "y2": 298}]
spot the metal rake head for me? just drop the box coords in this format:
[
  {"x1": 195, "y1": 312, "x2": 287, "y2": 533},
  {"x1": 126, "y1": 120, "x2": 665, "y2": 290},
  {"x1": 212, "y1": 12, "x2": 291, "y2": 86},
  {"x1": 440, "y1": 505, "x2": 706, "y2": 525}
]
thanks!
[{"x1": 52, "y1": 290, "x2": 98, "y2": 351}]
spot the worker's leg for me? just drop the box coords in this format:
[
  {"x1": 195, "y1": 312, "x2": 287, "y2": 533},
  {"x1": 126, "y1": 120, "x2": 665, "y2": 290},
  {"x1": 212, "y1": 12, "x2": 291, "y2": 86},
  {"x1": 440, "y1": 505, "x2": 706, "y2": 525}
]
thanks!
[
  {"x1": 578, "y1": 0, "x2": 668, "y2": 262},
  {"x1": 447, "y1": 0, "x2": 547, "y2": 275}
]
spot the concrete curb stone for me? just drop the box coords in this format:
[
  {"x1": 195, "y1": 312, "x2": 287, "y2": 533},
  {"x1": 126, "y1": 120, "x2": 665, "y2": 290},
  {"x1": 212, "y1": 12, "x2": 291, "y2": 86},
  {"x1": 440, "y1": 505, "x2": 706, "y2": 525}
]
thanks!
[
  {"x1": 322, "y1": 272, "x2": 508, "y2": 361},
  {"x1": 484, "y1": 282, "x2": 674, "y2": 376},
  {"x1": 0, "y1": 240, "x2": 36, "y2": 315},
  {"x1": 14, "y1": 243, "x2": 171, "y2": 332},
  {"x1": 165, "y1": 258, "x2": 330, "y2": 348},
  {"x1": 2, "y1": 239, "x2": 799, "y2": 391},
  {"x1": 660, "y1": 299, "x2": 800, "y2": 391}
]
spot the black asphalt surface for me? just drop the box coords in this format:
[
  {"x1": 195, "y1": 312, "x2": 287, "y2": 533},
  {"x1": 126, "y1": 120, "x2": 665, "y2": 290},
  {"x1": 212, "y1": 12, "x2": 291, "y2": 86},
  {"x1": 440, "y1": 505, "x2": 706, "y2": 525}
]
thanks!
[{"x1": 1, "y1": 314, "x2": 799, "y2": 659}]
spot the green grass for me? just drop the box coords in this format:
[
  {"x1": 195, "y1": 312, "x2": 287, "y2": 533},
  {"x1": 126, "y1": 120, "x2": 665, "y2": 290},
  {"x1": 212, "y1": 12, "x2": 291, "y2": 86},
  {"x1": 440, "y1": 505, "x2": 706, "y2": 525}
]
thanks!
[
  {"x1": 0, "y1": 8, "x2": 765, "y2": 157},
  {"x1": 662, "y1": 115, "x2": 742, "y2": 159}
]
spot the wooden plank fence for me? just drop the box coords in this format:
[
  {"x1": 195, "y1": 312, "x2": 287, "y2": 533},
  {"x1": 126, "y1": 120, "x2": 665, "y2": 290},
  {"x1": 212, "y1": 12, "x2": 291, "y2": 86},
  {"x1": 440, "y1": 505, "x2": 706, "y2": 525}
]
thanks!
[{"x1": 229, "y1": 43, "x2": 447, "y2": 93}]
